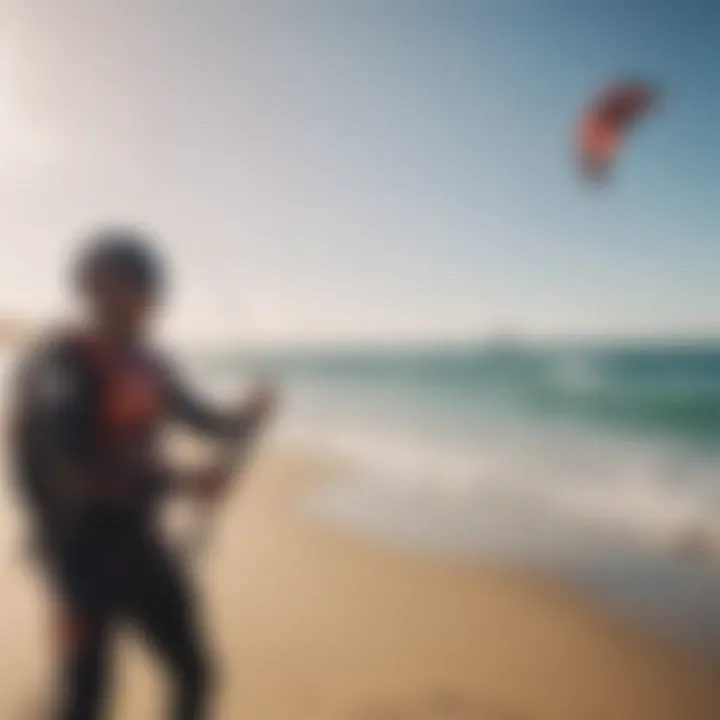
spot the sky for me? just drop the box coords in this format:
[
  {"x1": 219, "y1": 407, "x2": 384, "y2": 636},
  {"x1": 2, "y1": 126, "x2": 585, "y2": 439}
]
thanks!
[{"x1": 0, "y1": 0, "x2": 718, "y2": 345}]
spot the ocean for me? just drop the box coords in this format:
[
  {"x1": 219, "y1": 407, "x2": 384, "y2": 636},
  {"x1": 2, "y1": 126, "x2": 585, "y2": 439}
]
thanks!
[{"x1": 197, "y1": 342, "x2": 720, "y2": 649}]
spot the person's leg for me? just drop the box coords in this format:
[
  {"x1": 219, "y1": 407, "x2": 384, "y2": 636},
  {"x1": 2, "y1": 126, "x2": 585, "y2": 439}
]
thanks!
[
  {"x1": 126, "y1": 542, "x2": 213, "y2": 720},
  {"x1": 54, "y1": 607, "x2": 111, "y2": 720},
  {"x1": 50, "y1": 532, "x2": 116, "y2": 720}
]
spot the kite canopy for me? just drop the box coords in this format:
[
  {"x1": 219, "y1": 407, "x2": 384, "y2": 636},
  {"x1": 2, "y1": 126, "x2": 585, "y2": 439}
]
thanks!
[{"x1": 578, "y1": 81, "x2": 658, "y2": 182}]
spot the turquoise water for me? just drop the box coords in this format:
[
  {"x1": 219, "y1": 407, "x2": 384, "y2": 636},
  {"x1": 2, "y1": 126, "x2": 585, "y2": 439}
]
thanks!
[
  {"x1": 198, "y1": 342, "x2": 720, "y2": 549},
  {"x1": 208, "y1": 342, "x2": 720, "y2": 440},
  {"x1": 197, "y1": 342, "x2": 720, "y2": 647}
]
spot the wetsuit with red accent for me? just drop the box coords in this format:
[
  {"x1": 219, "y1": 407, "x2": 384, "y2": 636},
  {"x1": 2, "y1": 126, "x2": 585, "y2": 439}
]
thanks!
[{"x1": 12, "y1": 332, "x2": 246, "y2": 720}]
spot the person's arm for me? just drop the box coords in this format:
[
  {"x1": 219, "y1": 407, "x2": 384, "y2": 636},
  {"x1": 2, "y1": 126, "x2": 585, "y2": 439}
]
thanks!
[
  {"x1": 168, "y1": 368, "x2": 272, "y2": 440},
  {"x1": 165, "y1": 365, "x2": 275, "y2": 498},
  {"x1": 170, "y1": 384, "x2": 245, "y2": 437}
]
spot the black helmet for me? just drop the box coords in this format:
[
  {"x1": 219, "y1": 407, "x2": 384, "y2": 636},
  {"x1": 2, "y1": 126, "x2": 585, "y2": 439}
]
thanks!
[{"x1": 75, "y1": 226, "x2": 166, "y2": 298}]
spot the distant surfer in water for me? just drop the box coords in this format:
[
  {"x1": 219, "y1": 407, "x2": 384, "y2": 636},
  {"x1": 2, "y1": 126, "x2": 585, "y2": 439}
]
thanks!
[{"x1": 11, "y1": 226, "x2": 274, "y2": 720}]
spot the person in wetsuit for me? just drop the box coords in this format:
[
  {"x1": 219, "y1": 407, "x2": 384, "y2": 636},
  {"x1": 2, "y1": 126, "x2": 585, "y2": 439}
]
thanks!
[{"x1": 11, "y1": 227, "x2": 274, "y2": 720}]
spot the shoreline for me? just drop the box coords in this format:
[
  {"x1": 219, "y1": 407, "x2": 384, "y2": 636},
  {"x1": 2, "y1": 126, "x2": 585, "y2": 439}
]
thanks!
[
  {"x1": 1, "y1": 447, "x2": 718, "y2": 719},
  {"x1": 305, "y1": 462, "x2": 720, "y2": 656}
]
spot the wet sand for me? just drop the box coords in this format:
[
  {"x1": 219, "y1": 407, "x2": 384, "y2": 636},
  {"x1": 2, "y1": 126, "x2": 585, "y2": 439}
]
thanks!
[{"x1": 1, "y1": 449, "x2": 718, "y2": 719}]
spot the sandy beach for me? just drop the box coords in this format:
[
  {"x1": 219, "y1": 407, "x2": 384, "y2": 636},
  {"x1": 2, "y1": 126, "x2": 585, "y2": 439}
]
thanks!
[{"x1": 1, "y1": 448, "x2": 718, "y2": 720}]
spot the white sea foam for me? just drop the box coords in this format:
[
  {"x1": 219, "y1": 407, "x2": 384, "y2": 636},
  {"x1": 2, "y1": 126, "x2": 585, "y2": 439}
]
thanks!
[
  {"x1": 278, "y1": 401, "x2": 720, "y2": 556},
  {"x1": 188, "y1": 347, "x2": 720, "y2": 561}
]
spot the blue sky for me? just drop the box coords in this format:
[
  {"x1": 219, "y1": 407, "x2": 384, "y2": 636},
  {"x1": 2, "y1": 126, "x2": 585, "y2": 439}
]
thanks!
[{"x1": 0, "y1": 1, "x2": 717, "y2": 343}]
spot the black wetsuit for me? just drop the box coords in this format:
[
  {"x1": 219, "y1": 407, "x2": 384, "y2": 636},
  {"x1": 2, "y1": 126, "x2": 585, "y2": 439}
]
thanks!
[{"x1": 12, "y1": 332, "x2": 244, "y2": 720}]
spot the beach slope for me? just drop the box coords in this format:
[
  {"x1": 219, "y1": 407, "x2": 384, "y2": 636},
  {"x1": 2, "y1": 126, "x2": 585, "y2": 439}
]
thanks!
[{"x1": 1, "y1": 451, "x2": 718, "y2": 719}]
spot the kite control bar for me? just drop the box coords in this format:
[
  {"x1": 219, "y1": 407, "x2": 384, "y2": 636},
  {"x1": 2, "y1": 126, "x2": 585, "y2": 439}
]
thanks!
[{"x1": 187, "y1": 426, "x2": 260, "y2": 559}]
